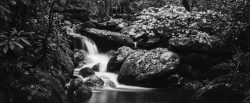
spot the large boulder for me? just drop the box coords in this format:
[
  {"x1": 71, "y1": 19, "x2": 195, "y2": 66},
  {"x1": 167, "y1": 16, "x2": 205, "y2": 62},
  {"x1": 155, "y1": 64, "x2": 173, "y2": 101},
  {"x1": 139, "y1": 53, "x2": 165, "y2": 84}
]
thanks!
[{"x1": 118, "y1": 48, "x2": 180, "y2": 87}]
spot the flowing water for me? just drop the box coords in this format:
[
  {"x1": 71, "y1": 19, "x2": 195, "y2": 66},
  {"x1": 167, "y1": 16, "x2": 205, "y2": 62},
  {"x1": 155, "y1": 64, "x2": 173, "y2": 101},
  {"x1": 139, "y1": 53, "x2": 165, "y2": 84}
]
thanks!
[
  {"x1": 86, "y1": 88, "x2": 193, "y2": 103},
  {"x1": 67, "y1": 25, "x2": 194, "y2": 103}
]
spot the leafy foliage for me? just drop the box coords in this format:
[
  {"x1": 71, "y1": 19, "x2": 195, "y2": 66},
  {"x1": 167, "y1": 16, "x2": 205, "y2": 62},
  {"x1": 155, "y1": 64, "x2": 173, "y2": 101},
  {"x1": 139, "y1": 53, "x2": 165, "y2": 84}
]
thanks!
[{"x1": 0, "y1": 28, "x2": 32, "y2": 54}]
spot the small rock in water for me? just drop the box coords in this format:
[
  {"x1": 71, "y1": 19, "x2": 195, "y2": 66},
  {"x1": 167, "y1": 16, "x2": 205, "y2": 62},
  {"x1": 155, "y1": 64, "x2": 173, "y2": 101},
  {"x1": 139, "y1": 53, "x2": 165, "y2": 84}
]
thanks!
[
  {"x1": 92, "y1": 63, "x2": 100, "y2": 71},
  {"x1": 79, "y1": 67, "x2": 95, "y2": 77},
  {"x1": 84, "y1": 76, "x2": 104, "y2": 88}
]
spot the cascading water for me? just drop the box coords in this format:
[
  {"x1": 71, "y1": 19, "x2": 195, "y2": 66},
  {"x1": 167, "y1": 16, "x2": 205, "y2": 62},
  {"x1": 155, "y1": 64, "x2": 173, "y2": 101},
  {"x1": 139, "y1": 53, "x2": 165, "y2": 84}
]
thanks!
[
  {"x1": 66, "y1": 25, "x2": 111, "y2": 72},
  {"x1": 67, "y1": 25, "x2": 152, "y2": 90}
]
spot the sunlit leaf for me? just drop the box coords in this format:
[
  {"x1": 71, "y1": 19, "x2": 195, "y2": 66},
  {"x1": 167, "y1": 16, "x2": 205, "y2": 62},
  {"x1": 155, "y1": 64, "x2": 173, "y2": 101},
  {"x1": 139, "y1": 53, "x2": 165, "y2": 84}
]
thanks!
[
  {"x1": 0, "y1": 34, "x2": 7, "y2": 38},
  {"x1": 9, "y1": 41, "x2": 15, "y2": 50},
  {"x1": 17, "y1": 30, "x2": 24, "y2": 36},
  {"x1": 13, "y1": 41, "x2": 23, "y2": 48},
  {"x1": 0, "y1": 5, "x2": 11, "y2": 13},
  {"x1": 11, "y1": 28, "x2": 17, "y2": 36},
  {"x1": 23, "y1": 32, "x2": 35, "y2": 35},
  {"x1": 20, "y1": 38, "x2": 31, "y2": 46}
]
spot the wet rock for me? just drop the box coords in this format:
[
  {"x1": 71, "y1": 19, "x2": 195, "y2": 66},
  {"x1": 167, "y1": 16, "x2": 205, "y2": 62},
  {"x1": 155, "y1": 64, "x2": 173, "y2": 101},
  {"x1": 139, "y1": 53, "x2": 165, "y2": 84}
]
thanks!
[
  {"x1": 118, "y1": 48, "x2": 180, "y2": 87},
  {"x1": 82, "y1": 28, "x2": 134, "y2": 51},
  {"x1": 84, "y1": 76, "x2": 104, "y2": 88},
  {"x1": 107, "y1": 46, "x2": 135, "y2": 72},
  {"x1": 67, "y1": 78, "x2": 92, "y2": 102},
  {"x1": 92, "y1": 63, "x2": 100, "y2": 71},
  {"x1": 106, "y1": 50, "x2": 119, "y2": 71},
  {"x1": 107, "y1": 56, "x2": 121, "y2": 72},
  {"x1": 84, "y1": 28, "x2": 134, "y2": 45},
  {"x1": 74, "y1": 49, "x2": 87, "y2": 67},
  {"x1": 96, "y1": 74, "x2": 116, "y2": 88},
  {"x1": 194, "y1": 84, "x2": 245, "y2": 103},
  {"x1": 79, "y1": 67, "x2": 95, "y2": 77}
]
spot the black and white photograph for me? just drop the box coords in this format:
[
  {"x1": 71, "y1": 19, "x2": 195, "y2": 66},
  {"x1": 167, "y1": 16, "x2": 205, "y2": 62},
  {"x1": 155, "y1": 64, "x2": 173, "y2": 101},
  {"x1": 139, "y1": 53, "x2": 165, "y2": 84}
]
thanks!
[{"x1": 0, "y1": 0, "x2": 250, "y2": 103}]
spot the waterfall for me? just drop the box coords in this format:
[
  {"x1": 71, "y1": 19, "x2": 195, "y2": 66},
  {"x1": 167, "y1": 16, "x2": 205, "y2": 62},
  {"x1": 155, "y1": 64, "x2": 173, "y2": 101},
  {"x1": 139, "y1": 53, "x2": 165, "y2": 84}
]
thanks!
[
  {"x1": 67, "y1": 24, "x2": 153, "y2": 90},
  {"x1": 81, "y1": 37, "x2": 98, "y2": 54},
  {"x1": 66, "y1": 25, "x2": 110, "y2": 72}
]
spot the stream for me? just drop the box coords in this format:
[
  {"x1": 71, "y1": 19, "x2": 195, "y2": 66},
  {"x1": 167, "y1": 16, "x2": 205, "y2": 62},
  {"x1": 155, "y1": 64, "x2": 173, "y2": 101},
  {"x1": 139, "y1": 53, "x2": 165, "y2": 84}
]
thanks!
[{"x1": 86, "y1": 88, "x2": 194, "y2": 103}]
